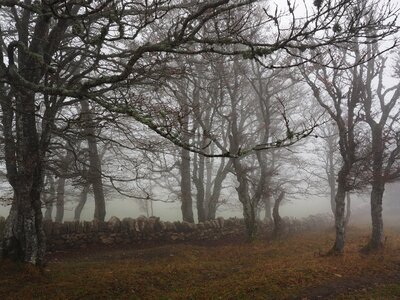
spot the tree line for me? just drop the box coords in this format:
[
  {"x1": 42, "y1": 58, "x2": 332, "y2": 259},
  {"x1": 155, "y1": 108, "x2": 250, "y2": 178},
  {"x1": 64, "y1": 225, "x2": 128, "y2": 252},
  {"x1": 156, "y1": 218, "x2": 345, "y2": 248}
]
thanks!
[{"x1": 0, "y1": 0, "x2": 398, "y2": 265}]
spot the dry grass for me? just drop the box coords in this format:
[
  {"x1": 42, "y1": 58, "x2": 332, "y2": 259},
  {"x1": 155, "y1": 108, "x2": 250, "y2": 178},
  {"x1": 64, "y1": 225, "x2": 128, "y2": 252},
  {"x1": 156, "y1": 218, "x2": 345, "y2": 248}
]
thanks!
[{"x1": 1, "y1": 226, "x2": 400, "y2": 299}]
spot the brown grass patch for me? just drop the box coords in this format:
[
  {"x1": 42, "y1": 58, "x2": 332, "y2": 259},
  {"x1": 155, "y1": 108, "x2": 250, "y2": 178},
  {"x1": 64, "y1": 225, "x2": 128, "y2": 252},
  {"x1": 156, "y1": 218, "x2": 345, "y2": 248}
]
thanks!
[{"x1": 1, "y1": 226, "x2": 400, "y2": 299}]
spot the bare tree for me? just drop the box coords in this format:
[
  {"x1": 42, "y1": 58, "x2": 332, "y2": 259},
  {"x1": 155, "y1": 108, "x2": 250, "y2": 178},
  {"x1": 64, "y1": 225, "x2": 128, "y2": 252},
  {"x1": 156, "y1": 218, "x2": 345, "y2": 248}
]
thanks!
[
  {"x1": 301, "y1": 50, "x2": 366, "y2": 254},
  {"x1": 302, "y1": 41, "x2": 400, "y2": 253},
  {"x1": 0, "y1": 0, "x2": 396, "y2": 264},
  {"x1": 359, "y1": 48, "x2": 400, "y2": 251}
]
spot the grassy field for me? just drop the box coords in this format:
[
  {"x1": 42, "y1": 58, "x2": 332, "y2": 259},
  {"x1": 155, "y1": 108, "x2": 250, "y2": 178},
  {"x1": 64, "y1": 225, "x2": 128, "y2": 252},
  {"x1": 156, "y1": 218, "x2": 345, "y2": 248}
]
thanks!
[{"x1": 1, "y1": 226, "x2": 400, "y2": 299}]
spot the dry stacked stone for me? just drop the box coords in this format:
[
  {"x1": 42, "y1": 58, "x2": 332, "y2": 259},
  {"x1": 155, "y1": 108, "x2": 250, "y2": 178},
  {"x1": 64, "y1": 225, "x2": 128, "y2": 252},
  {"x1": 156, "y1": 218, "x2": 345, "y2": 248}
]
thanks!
[{"x1": 0, "y1": 214, "x2": 332, "y2": 251}]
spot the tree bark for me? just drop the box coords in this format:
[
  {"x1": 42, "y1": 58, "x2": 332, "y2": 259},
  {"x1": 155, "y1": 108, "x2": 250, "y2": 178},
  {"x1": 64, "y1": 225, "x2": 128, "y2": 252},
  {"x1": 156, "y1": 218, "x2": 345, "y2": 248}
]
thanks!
[
  {"x1": 206, "y1": 159, "x2": 231, "y2": 220},
  {"x1": 345, "y1": 192, "x2": 351, "y2": 227},
  {"x1": 264, "y1": 196, "x2": 272, "y2": 221},
  {"x1": 81, "y1": 100, "x2": 106, "y2": 221},
  {"x1": 330, "y1": 168, "x2": 348, "y2": 254},
  {"x1": 242, "y1": 200, "x2": 257, "y2": 240},
  {"x1": 54, "y1": 178, "x2": 66, "y2": 223},
  {"x1": 180, "y1": 147, "x2": 194, "y2": 223},
  {"x1": 328, "y1": 146, "x2": 337, "y2": 216},
  {"x1": 0, "y1": 92, "x2": 46, "y2": 265},
  {"x1": 179, "y1": 102, "x2": 194, "y2": 223},
  {"x1": 193, "y1": 151, "x2": 206, "y2": 223},
  {"x1": 54, "y1": 148, "x2": 74, "y2": 223},
  {"x1": 369, "y1": 183, "x2": 385, "y2": 249},
  {"x1": 363, "y1": 126, "x2": 385, "y2": 251},
  {"x1": 74, "y1": 184, "x2": 90, "y2": 221},
  {"x1": 43, "y1": 175, "x2": 55, "y2": 221},
  {"x1": 233, "y1": 157, "x2": 258, "y2": 241},
  {"x1": 272, "y1": 191, "x2": 285, "y2": 238}
]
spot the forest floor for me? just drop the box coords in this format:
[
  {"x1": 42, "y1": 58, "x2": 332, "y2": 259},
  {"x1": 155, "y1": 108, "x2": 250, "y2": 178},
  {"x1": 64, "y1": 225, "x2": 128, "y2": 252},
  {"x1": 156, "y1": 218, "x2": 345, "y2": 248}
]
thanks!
[{"x1": 1, "y1": 226, "x2": 400, "y2": 299}]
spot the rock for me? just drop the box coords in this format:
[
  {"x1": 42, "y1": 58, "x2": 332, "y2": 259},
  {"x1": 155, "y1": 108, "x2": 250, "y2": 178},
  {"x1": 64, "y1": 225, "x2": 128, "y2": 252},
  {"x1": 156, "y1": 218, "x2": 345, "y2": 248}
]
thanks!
[
  {"x1": 217, "y1": 217, "x2": 225, "y2": 228},
  {"x1": 136, "y1": 216, "x2": 147, "y2": 231},
  {"x1": 180, "y1": 221, "x2": 196, "y2": 232},
  {"x1": 108, "y1": 216, "x2": 121, "y2": 232},
  {"x1": 165, "y1": 221, "x2": 176, "y2": 231},
  {"x1": 100, "y1": 235, "x2": 114, "y2": 245},
  {"x1": 154, "y1": 220, "x2": 166, "y2": 232},
  {"x1": 121, "y1": 218, "x2": 133, "y2": 232},
  {"x1": 145, "y1": 218, "x2": 156, "y2": 232},
  {"x1": 197, "y1": 222, "x2": 205, "y2": 230},
  {"x1": 204, "y1": 221, "x2": 212, "y2": 229}
]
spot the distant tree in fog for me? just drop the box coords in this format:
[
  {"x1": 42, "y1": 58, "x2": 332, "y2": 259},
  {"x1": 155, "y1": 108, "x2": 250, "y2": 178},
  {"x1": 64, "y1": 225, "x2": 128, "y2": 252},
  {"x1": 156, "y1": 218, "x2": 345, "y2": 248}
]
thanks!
[{"x1": 302, "y1": 41, "x2": 400, "y2": 253}]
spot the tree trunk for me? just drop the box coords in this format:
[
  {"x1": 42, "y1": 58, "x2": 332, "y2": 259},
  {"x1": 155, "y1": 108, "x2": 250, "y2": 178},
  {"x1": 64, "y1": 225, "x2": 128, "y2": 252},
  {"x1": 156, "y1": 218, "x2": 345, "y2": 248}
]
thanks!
[
  {"x1": 330, "y1": 183, "x2": 337, "y2": 217},
  {"x1": 243, "y1": 200, "x2": 257, "y2": 241},
  {"x1": 364, "y1": 126, "x2": 385, "y2": 251},
  {"x1": 194, "y1": 152, "x2": 206, "y2": 223},
  {"x1": 345, "y1": 192, "x2": 351, "y2": 227},
  {"x1": 272, "y1": 191, "x2": 285, "y2": 238},
  {"x1": 44, "y1": 175, "x2": 55, "y2": 221},
  {"x1": 179, "y1": 101, "x2": 194, "y2": 223},
  {"x1": 207, "y1": 198, "x2": 217, "y2": 220},
  {"x1": 1, "y1": 191, "x2": 45, "y2": 265},
  {"x1": 204, "y1": 156, "x2": 213, "y2": 218},
  {"x1": 81, "y1": 100, "x2": 106, "y2": 221},
  {"x1": 330, "y1": 169, "x2": 347, "y2": 254},
  {"x1": 206, "y1": 160, "x2": 231, "y2": 220},
  {"x1": 367, "y1": 183, "x2": 385, "y2": 250},
  {"x1": 0, "y1": 91, "x2": 46, "y2": 265},
  {"x1": 327, "y1": 136, "x2": 337, "y2": 216},
  {"x1": 74, "y1": 184, "x2": 90, "y2": 221},
  {"x1": 54, "y1": 177, "x2": 66, "y2": 223},
  {"x1": 264, "y1": 196, "x2": 272, "y2": 221},
  {"x1": 234, "y1": 159, "x2": 257, "y2": 241},
  {"x1": 43, "y1": 194, "x2": 52, "y2": 221},
  {"x1": 180, "y1": 147, "x2": 194, "y2": 223}
]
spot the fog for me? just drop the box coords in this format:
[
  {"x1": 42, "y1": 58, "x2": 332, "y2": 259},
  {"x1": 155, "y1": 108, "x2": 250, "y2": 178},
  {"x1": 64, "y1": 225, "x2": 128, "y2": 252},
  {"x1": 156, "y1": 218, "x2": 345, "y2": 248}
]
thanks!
[{"x1": 1, "y1": 183, "x2": 399, "y2": 226}]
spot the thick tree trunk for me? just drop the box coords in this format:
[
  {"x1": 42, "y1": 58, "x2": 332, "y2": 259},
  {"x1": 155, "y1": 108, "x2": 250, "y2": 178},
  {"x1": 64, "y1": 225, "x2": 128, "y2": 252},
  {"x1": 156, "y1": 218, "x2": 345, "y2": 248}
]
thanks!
[
  {"x1": 234, "y1": 159, "x2": 257, "y2": 241},
  {"x1": 330, "y1": 170, "x2": 347, "y2": 254},
  {"x1": 206, "y1": 176, "x2": 225, "y2": 220},
  {"x1": 206, "y1": 160, "x2": 231, "y2": 220},
  {"x1": 243, "y1": 200, "x2": 257, "y2": 241},
  {"x1": 81, "y1": 100, "x2": 106, "y2": 221},
  {"x1": 74, "y1": 184, "x2": 90, "y2": 221},
  {"x1": 1, "y1": 192, "x2": 45, "y2": 265},
  {"x1": 180, "y1": 147, "x2": 194, "y2": 223},
  {"x1": 207, "y1": 201, "x2": 217, "y2": 220},
  {"x1": 179, "y1": 102, "x2": 194, "y2": 223},
  {"x1": 272, "y1": 191, "x2": 285, "y2": 237},
  {"x1": 1, "y1": 90, "x2": 47, "y2": 264},
  {"x1": 92, "y1": 176, "x2": 106, "y2": 221},
  {"x1": 54, "y1": 177, "x2": 66, "y2": 223},
  {"x1": 367, "y1": 184, "x2": 385, "y2": 250},
  {"x1": 364, "y1": 127, "x2": 385, "y2": 251},
  {"x1": 264, "y1": 196, "x2": 272, "y2": 221},
  {"x1": 1, "y1": 146, "x2": 46, "y2": 264}
]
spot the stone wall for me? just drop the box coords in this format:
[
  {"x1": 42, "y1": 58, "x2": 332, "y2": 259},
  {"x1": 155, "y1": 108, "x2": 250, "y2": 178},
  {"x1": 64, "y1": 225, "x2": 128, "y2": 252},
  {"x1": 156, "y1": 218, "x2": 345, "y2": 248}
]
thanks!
[{"x1": 0, "y1": 215, "x2": 333, "y2": 251}]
